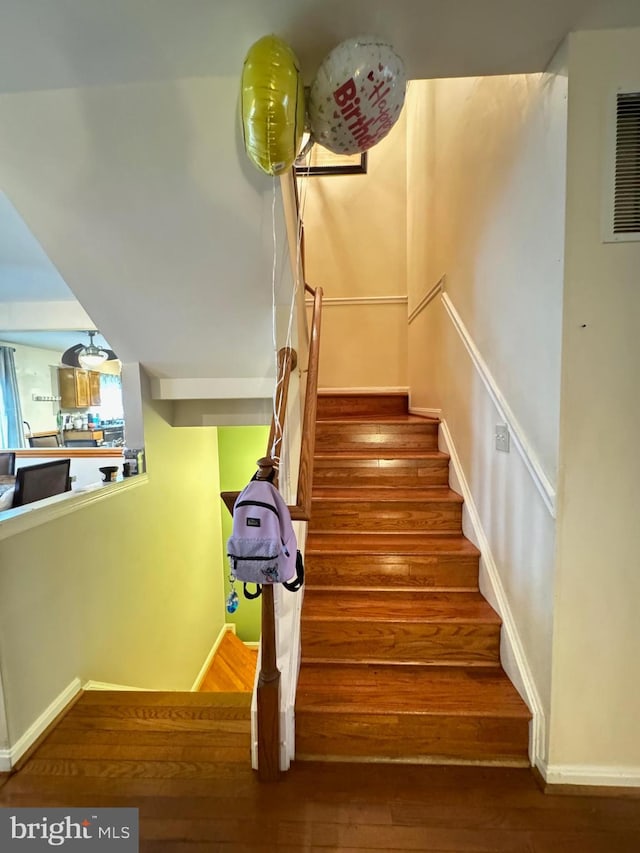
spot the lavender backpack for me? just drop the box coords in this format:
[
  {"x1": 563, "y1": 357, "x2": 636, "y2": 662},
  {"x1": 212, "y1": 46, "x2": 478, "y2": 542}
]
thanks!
[{"x1": 227, "y1": 479, "x2": 304, "y2": 599}]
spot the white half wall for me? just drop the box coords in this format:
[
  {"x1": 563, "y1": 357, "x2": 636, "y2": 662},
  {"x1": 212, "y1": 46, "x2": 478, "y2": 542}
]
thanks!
[
  {"x1": 411, "y1": 297, "x2": 556, "y2": 762},
  {"x1": 0, "y1": 394, "x2": 226, "y2": 751}
]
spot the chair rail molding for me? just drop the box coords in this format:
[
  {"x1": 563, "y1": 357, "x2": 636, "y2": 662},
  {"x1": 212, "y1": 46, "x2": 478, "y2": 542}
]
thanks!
[
  {"x1": 439, "y1": 418, "x2": 545, "y2": 770},
  {"x1": 441, "y1": 293, "x2": 556, "y2": 518},
  {"x1": 408, "y1": 276, "x2": 445, "y2": 324},
  {"x1": 305, "y1": 295, "x2": 407, "y2": 307}
]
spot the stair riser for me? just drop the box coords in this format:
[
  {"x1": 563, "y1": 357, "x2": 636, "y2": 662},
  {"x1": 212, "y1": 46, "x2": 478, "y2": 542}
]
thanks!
[
  {"x1": 305, "y1": 554, "x2": 479, "y2": 589},
  {"x1": 301, "y1": 622, "x2": 500, "y2": 664},
  {"x1": 310, "y1": 501, "x2": 462, "y2": 532},
  {"x1": 295, "y1": 712, "x2": 529, "y2": 763},
  {"x1": 317, "y1": 394, "x2": 409, "y2": 419},
  {"x1": 313, "y1": 458, "x2": 449, "y2": 487},
  {"x1": 315, "y1": 423, "x2": 438, "y2": 454}
]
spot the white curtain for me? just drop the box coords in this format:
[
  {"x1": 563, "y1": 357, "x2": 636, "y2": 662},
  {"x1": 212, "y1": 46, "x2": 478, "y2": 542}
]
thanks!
[
  {"x1": 98, "y1": 373, "x2": 124, "y2": 421},
  {"x1": 0, "y1": 346, "x2": 25, "y2": 448}
]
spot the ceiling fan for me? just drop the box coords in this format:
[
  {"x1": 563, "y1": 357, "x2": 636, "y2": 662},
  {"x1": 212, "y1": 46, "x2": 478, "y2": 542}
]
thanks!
[{"x1": 61, "y1": 331, "x2": 119, "y2": 369}]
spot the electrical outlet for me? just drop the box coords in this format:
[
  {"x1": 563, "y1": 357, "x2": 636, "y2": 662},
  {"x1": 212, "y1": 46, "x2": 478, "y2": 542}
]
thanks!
[{"x1": 495, "y1": 424, "x2": 510, "y2": 453}]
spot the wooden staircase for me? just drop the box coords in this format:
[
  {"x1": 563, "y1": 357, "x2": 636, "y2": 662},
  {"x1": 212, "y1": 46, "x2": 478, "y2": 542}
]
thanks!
[{"x1": 295, "y1": 392, "x2": 531, "y2": 766}]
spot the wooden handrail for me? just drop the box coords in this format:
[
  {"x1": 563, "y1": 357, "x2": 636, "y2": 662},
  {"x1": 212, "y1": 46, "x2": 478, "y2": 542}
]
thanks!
[
  {"x1": 267, "y1": 347, "x2": 298, "y2": 467},
  {"x1": 220, "y1": 289, "x2": 323, "y2": 520},
  {"x1": 291, "y1": 285, "x2": 322, "y2": 520}
]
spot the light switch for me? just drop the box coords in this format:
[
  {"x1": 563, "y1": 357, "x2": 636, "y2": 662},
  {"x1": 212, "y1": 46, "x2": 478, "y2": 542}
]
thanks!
[{"x1": 495, "y1": 424, "x2": 510, "y2": 452}]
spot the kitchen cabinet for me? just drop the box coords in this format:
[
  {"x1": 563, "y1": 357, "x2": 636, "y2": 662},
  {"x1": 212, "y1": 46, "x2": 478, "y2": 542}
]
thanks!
[
  {"x1": 89, "y1": 371, "x2": 101, "y2": 405},
  {"x1": 58, "y1": 368, "x2": 101, "y2": 408}
]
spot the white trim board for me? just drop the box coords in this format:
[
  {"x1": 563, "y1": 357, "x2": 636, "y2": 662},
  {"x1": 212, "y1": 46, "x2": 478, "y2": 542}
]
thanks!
[
  {"x1": 150, "y1": 377, "x2": 274, "y2": 401},
  {"x1": 441, "y1": 293, "x2": 556, "y2": 518},
  {"x1": 439, "y1": 419, "x2": 545, "y2": 769},
  {"x1": 410, "y1": 407, "x2": 442, "y2": 419},
  {"x1": 0, "y1": 670, "x2": 8, "y2": 761},
  {"x1": 190, "y1": 624, "x2": 236, "y2": 691},
  {"x1": 541, "y1": 761, "x2": 640, "y2": 788},
  {"x1": 305, "y1": 296, "x2": 407, "y2": 306},
  {"x1": 0, "y1": 678, "x2": 82, "y2": 771}
]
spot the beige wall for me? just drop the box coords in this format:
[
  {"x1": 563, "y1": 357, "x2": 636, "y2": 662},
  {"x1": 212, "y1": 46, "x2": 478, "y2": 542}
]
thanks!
[
  {"x1": 0, "y1": 392, "x2": 225, "y2": 743},
  {"x1": 409, "y1": 69, "x2": 567, "y2": 478},
  {"x1": 550, "y1": 28, "x2": 640, "y2": 772},
  {"x1": 302, "y1": 110, "x2": 408, "y2": 388},
  {"x1": 406, "y1": 59, "x2": 568, "y2": 755}
]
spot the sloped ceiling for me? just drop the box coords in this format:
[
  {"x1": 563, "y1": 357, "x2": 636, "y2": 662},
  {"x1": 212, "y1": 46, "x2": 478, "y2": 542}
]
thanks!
[{"x1": 0, "y1": 0, "x2": 633, "y2": 383}]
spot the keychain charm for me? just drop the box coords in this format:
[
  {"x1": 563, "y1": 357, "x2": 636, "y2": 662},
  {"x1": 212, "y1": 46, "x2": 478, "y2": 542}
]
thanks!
[{"x1": 226, "y1": 574, "x2": 239, "y2": 614}]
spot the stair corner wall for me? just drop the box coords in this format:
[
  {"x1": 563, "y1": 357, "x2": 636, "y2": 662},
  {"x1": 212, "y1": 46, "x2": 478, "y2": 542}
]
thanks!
[{"x1": 408, "y1": 290, "x2": 557, "y2": 774}]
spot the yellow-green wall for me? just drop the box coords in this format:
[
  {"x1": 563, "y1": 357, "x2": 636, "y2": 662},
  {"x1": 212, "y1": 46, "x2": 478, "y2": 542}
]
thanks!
[
  {"x1": 0, "y1": 395, "x2": 225, "y2": 744},
  {"x1": 217, "y1": 425, "x2": 269, "y2": 642}
]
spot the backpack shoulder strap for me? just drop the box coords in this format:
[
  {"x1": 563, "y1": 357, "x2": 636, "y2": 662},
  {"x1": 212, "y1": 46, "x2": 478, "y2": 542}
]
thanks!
[{"x1": 283, "y1": 550, "x2": 304, "y2": 592}]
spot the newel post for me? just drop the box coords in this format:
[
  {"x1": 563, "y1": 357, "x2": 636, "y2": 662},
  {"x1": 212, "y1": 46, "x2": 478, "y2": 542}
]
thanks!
[
  {"x1": 254, "y1": 456, "x2": 281, "y2": 782},
  {"x1": 257, "y1": 585, "x2": 281, "y2": 781}
]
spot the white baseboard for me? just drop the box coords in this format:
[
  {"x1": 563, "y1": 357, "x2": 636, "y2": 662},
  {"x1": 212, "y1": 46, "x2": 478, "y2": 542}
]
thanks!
[
  {"x1": 540, "y1": 760, "x2": 640, "y2": 788},
  {"x1": 244, "y1": 642, "x2": 260, "y2": 650},
  {"x1": 439, "y1": 419, "x2": 544, "y2": 768},
  {"x1": 0, "y1": 677, "x2": 82, "y2": 770},
  {"x1": 190, "y1": 623, "x2": 235, "y2": 692},
  {"x1": 410, "y1": 406, "x2": 442, "y2": 419}
]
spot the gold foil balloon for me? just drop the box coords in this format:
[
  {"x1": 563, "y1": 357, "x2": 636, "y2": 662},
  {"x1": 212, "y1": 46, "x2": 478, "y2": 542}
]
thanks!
[
  {"x1": 241, "y1": 35, "x2": 305, "y2": 176},
  {"x1": 309, "y1": 35, "x2": 406, "y2": 155}
]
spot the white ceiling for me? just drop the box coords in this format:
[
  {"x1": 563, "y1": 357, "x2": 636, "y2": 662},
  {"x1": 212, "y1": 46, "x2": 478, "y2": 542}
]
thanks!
[
  {"x1": 0, "y1": 0, "x2": 635, "y2": 93},
  {"x1": 0, "y1": 0, "x2": 638, "y2": 381}
]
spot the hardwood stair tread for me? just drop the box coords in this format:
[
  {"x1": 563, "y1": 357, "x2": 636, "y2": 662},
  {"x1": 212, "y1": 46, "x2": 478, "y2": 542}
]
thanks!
[
  {"x1": 312, "y1": 486, "x2": 462, "y2": 501},
  {"x1": 315, "y1": 450, "x2": 449, "y2": 460},
  {"x1": 306, "y1": 532, "x2": 480, "y2": 555},
  {"x1": 301, "y1": 589, "x2": 500, "y2": 623},
  {"x1": 297, "y1": 392, "x2": 530, "y2": 765},
  {"x1": 296, "y1": 664, "x2": 531, "y2": 719},
  {"x1": 316, "y1": 415, "x2": 438, "y2": 424},
  {"x1": 78, "y1": 691, "x2": 252, "y2": 708}
]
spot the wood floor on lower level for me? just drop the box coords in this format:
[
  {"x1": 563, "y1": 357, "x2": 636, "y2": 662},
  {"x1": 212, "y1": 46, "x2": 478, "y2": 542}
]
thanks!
[
  {"x1": 1, "y1": 691, "x2": 638, "y2": 852},
  {"x1": 198, "y1": 630, "x2": 257, "y2": 693}
]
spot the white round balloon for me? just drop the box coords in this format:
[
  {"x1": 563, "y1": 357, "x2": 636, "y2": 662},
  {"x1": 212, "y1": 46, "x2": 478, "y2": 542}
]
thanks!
[{"x1": 309, "y1": 35, "x2": 406, "y2": 155}]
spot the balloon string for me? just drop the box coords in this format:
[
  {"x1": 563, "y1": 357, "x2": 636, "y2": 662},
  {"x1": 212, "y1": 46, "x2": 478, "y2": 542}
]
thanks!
[
  {"x1": 271, "y1": 179, "x2": 282, "y2": 464},
  {"x1": 270, "y1": 166, "x2": 310, "y2": 486}
]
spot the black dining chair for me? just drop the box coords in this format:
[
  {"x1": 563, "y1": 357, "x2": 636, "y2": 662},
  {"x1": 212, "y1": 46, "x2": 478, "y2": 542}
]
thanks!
[
  {"x1": 11, "y1": 459, "x2": 72, "y2": 508},
  {"x1": 0, "y1": 452, "x2": 16, "y2": 475}
]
